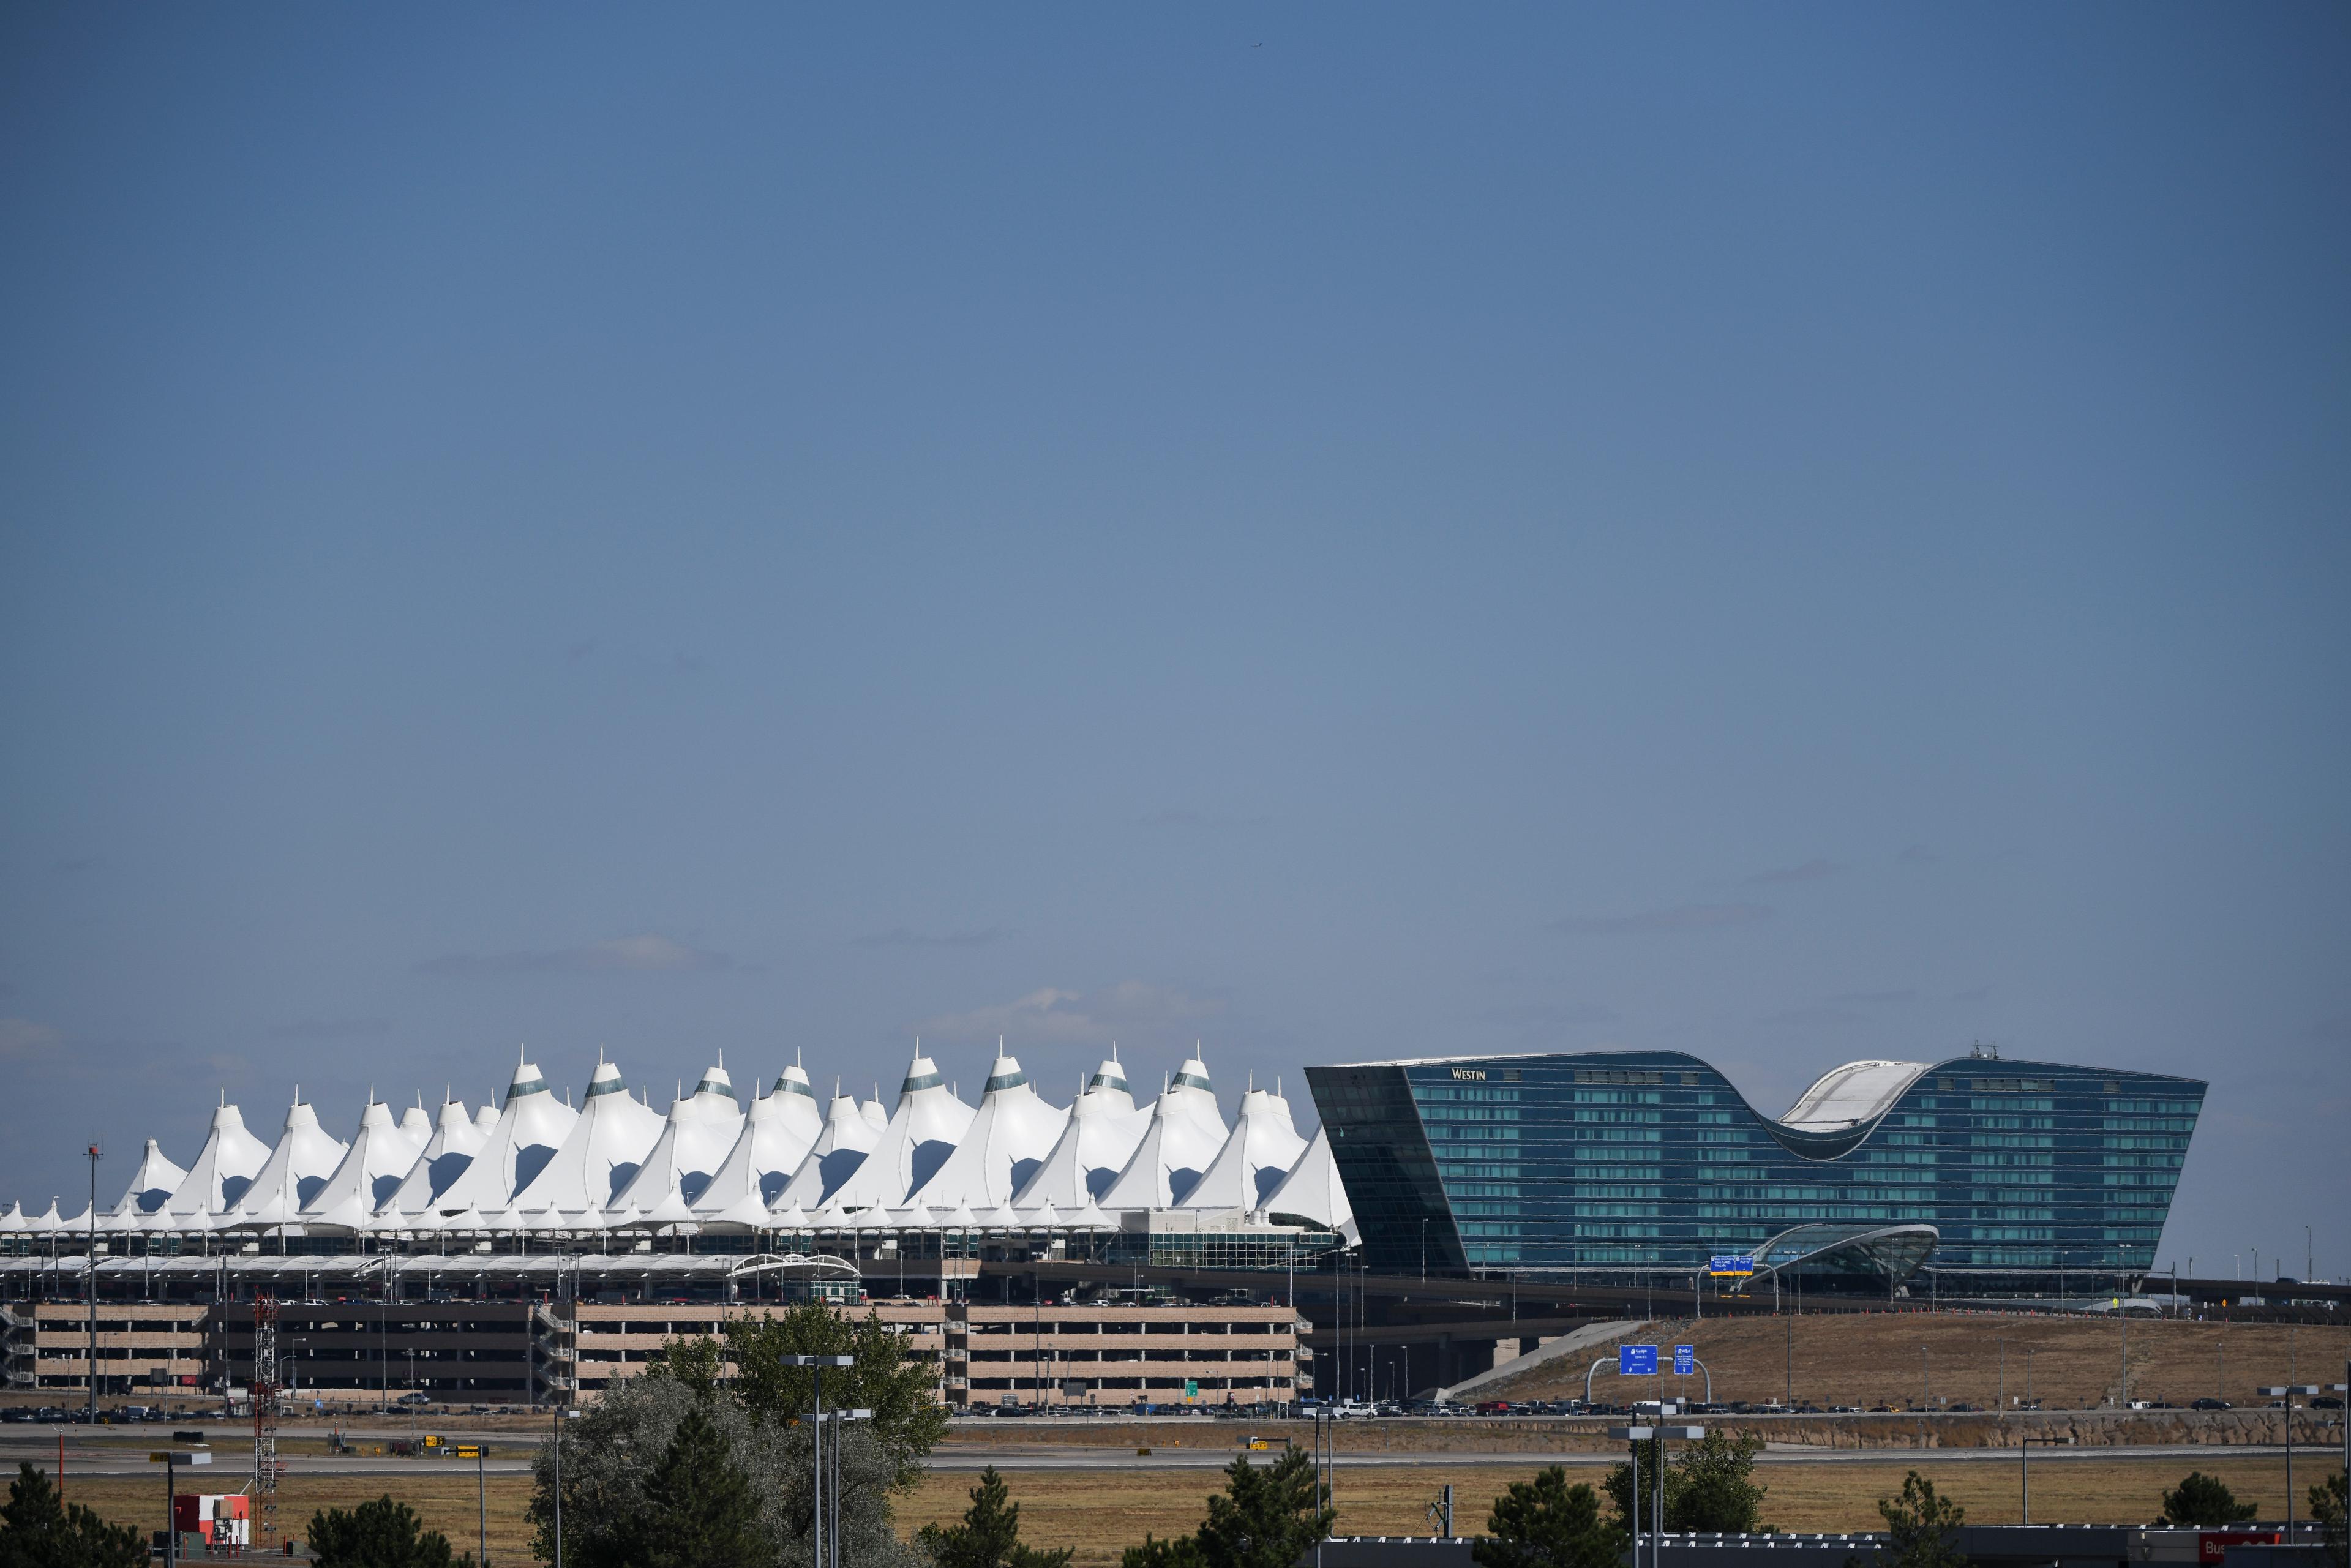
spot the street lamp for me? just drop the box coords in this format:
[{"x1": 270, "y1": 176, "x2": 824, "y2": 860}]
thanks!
[
  {"x1": 149, "y1": 1446, "x2": 210, "y2": 1568},
  {"x1": 782, "y1": 1354, "x2": 855, "y2": 1568},
  {"x1": 551, "y1": 1407, "x2": 580, "y2": 1568},
  {"x1": 2019, "y1": 1434, "x2": 2070, "y2": 1522},
  {"x1": 1610, "y1": 1414, "x2": 1705, "y2": 1568},
  {"x1": 2260, "y1": 1386, "x2": 2321, "y2": 1532}
]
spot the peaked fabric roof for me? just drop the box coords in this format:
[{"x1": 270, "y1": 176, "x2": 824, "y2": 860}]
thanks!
[
  {"x1": 509, "y1": 1057, "x2": 663, "y2": 1214},
  {"x1": 110, "y1": 1139, "x2": 187, "y2": 1218},
  {"x1": 431, "y1": 1055, "x2": 580, "y2": 1212},
  {"x1": 912, "y1": 1052, "x2": 1067, "y2": 1210},
  {"x1": 165, "y1": 1100, "x2": 273, "y2": 1217},
  {"x1": 772, "y1": 1091, "x2": 882, "y2": 1209},
  {"x1": 826, "y1": 1054, "x2": 976, "y2": 1209},
  {"x1": 1011, "y1": 1076, "x2": 1152, "y2": 1209},
  {"x1": 694, "y1": 1084, "x2": 821, "y2": 1217},
  {"x1": 1259, "y1": 1124, "x2": 1354, "y2": 1240},
  {"x1": 1098, "y1": 1055, "x2": 1229, "y2": 1209},
  {"x1": 609, "y1": 1073, "x2": 741, "y2": 1217},
  {"x1": 232, "y1": 1100, "x2": 350, "y2": 1225},
  {"x1": 1179, "y1": 1086, "x2": 1307, "y2": 1212},
  {"x1": 382, "y1": 1098, "x2": 487, "y2": 1215},
  {"x1": 301, "y1": 1100, "x2": 423, "y2": 1223}
]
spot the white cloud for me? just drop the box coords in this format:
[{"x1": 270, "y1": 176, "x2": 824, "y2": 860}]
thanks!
[
  {"x1": 416, "y1": 932, "x2": 742, "y2": 976},
  {"x1": 0, "y1": 1018, "x2": 65, "y2": 1061},
  {"x1": 911, "y1": 981, "x2": 1226, "y2": 1048}
]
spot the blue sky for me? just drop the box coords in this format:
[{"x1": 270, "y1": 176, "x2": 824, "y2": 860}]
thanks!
[{"x1": 2, "y1": 6, "x2": 2344, "y2": 1280}]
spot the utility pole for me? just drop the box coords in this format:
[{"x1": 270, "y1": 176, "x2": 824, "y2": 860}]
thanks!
[{"x1": 86, "y1": 1141, "x2": 101, "y2": 1417}]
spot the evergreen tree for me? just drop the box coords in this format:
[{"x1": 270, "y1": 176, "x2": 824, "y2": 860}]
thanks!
[
  {"x1": 2159, "y1": 1473, "x2": 2259, "y2": 1528},
  {"x1": 918, "y1": 1466, "x2": 1072, "y2": 1568},
  {"x1": 1874, "y1": 1472, "x2": 1967, "y2": 1568},
  {"x1": 1473, "y1": 1465, "x2": 1621, "y2": 1568},
  {"x1": 306, "y1": 1495, "x2": 471, "y2": 1568},
  {"x1": 0, "y1": 1461, "x2": 149, "y2": 1568},
  {"x1": 1603, "y1": 1438, "x2": 1681, "y2": 1536},
  {"x1": 610, "y1": 1405, "x2": 766, "y2": 1568},
  {"x1": 650, "y1": 1302, "x2": 948, "y2": 1484},
  {"x1": 1672, "y1": 1431, "x2": 1770, "y2": 1533},
  {"x1": 2304, "y1": 1471, "x2": 2345, "y2": 1568},
  {"x1": 1120, "y1": 1447, "x2": 1333, "y2": 1568}
]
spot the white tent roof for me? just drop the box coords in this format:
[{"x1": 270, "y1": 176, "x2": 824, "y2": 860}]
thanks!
[
  {"x1": 397, "y1": 1103, "x2": 432, "y2": 1142},
  {"x1": 165, "y1": 1097, "x2": 274, "y2": 1217},
  {"x1": 1083, "y1": 1049, "x2": 1138, "y2": 1114},
  {"x1": 858, "y1": 1094, "x2": 889, "y2": 1130},
  {"x1": 1011, "y1": 1065, "x2": 1152, "y2": 1209},
  {"x1": 609, "y1": 1068, "x2": 741, "y2": 1215},
  {"x1": 694, "y1": 1075, "x2": 822, "y2": 1217},
  {"x1": 768, "y1": 1060, "x2": 825, "y2": 1144},
  {"x1": 232, "y1": 1098, "x2": 350, "y2": 1224},
  {"x1": 772, "y1": 1090, "x2": 883, "y2": 1209},
  {"x1": 825, "y1": 1052, "x2": 976, "y2": 1209},
  {"x1": 1259, "y1": 1124, "x2": 1354, "y2": 1240},
  {"x1": 382, "y1": 1097, "x2": 487, "y2": 1215},
  {"x1": 1180, "y1": 1083, "x2": 1308, "y2": 1212},
  {"x1": 431, "y1": 1054, "x2": 581, "y2": 1212},
  {"x1": 472, "y1": 1103, "x2": 501, "y2": 1136},
  {"x1": 1098, "y1": 1053, "x2": 1229, "y2": 1209},
  {"x1": 110, "y1": 1139, "x2": 187, "y2": 1218},
  {"x1": 912, "y1": 1051, "x2": 1067, "y2": 1210},
  {"x1": 301, "y1": 1098, "x2": 423, "y2": 1221},
  {"x1": 509, "y1": 1056, "x2": 663, "y2": 1213}
]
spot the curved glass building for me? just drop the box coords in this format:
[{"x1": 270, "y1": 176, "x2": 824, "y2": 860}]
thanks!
[{"x1": 1303, "y1": 1049, "x2": 2203, "y2": 1288}]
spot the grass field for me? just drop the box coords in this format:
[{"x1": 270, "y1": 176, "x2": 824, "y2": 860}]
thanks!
[
  {"x1": 1483, "y1": 1311, "x2": 2351, "y2": 1412},
  {"x1": 45, "y1": 1452, "x2": 2341, "y2": 1568}
]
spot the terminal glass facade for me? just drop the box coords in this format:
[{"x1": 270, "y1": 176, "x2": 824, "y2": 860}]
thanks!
[{"x1": 1303, "y1": 1051, "x2": 2203, "y2": 1281}]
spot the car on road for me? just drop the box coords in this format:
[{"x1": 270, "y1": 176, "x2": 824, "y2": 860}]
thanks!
[
  {"x1": 2190, "y1": 1398, "x2": 2230, "y2": 1410},
  {"x1": 395, "y1": 1392, "x2": 431, "y2": 1407}
]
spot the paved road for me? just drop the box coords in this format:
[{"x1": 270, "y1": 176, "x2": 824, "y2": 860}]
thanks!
[{"x1": 2, "y1": 1433, "x2": 2309, "y2": 1479}]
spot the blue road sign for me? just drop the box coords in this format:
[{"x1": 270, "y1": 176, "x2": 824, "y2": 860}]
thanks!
[
  {"x1": 1673, "y1": 1345, "x2": 1695, "y2": 1376},
  {"x1": 1619, "y1": 1344, "x2": 1659, "y2": 1376},
  {"x1": 1709, "y1": 1255, "x2": 1755, "y2": 1275}
]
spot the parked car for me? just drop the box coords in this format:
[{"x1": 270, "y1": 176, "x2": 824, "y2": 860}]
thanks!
[{"x1": 2191, "y1": 1398, "x2": 2230, "y2": 1411}]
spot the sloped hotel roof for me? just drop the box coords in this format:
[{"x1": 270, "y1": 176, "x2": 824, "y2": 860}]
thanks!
[{"x1": 1775, "y1": 1060, "x2": 1937, "y2": 1130}]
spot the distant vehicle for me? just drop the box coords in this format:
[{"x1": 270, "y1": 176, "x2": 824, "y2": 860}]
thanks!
[
  {"x1": 396, "y1": 1392, "x2": 430, "y2": 1407},
  {"x1": 1328, "y1": 1401, "x2": 1377, "y2": 1419},
  {"x1": 2312, "y1": 1396, "x2": 2343, "y2": 1410},
  {"x1": 2191, "y1": 1398, "x2": 2230, "y2": 1410}
]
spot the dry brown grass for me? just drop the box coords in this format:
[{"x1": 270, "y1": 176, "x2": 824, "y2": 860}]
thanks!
[
  {"x1": 47, "y1": 1449, "x2": 2342, "y2": 1567},
  {"x1": 1484, "y1": 1311, "x2": 2351, "y2": 1411},
  {"x1": 904, "y1": 1455, "x2": 2334, "y2": 1567}
]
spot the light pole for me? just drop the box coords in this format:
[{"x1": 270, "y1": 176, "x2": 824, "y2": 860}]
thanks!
[
  {"x1": 1611, "y1": 1415, "x2": 1704, "y2": 1568},
  {"x1": 1995, "y1": 1339, "x2": 2006, "y2": 1411},
  {"x1": 1420, "y1": 1220, "x2": 1428, "y2": 1283},
  {"x1": 2023, "y1": 1348, "x2": 2034, "y2": 1410},
  {"x1": 149, "y1": 1446, "x2": 211, "y2": 1568},
  {"x1": 551, "y1": 1406, "x2": 579, "y2": 1568},
  {"x1": 1920, "y1": 1347, "x2": 1930, "y2": 1410},
  {"x1": 2260, "y1": 1386, "x2": 2320, "y2": 1532},
  {"x1": 783, "y1": 1354, "x2": 854, "y2": 1568},
  {"x1": 86, "y1": 1141, "x2": 102, "y2": 1417},
  {"x1": 2019, "y1": 1434, "x2": 2070, "y2": 1522}
]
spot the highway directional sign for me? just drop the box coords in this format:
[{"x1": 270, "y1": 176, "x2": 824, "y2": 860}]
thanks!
[
  {"x1": 1619, "y1": 1345, "x2": 1659, "y2": 1376},
  {"x1": 1673, "y1": 1345, "x2": 1695, "y2": 1376},
  {"x1": 1708, "y1": 1256, "x2": 1755, "y2": 1276}
]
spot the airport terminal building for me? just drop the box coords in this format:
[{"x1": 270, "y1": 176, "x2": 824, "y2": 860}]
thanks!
[{"x1": 1303, "y1": 1050, "x2": 2204, "y2": 1290}]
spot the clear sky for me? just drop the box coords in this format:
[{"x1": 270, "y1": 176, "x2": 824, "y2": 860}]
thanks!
[{"x1": 2, "y1": 6, "x2": 2344, "y2": 1281}]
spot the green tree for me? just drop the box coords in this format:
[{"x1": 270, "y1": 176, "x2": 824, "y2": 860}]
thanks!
[
  {"x1": 305, "y1": 1495, "x2": 472, "y2": 1568},
  {"x1": 608, "y1": 1406, "x2": 765, "y2": 1568},
  {"x1": 1668, "y1": 1431, "x2": 1769, "y2": 1533},
  {"x1": 530, "y1": 1372, "x2": 922, "y2": 1568},
  {"x1": 2159, "y1": 1472, "x2": 2259, "y2": 1527},
  {"x1": 650, "y1": 1302, "x2": 948, "y2": 1484},
  {"x1": 1603, "y1": 1438, "x2": 1681, "y2": 1536},
  {"x1": 918, "y1": 1466, "x2": 1072, "y2": 1568},
  {"x1": 2306, "y1": 1470, "x2": 2345, "y2": 1568},
  {"x1": 1874, "y1": 1472, "x2": 1966, "y2": 1568},
  {"x1": 0, "y1": 1462, "x2": 149, "y2": 1568},
  {"x1": 1120, "y1": 1447, "x2": 1334, "y2": 1568},
  {"x1": 1473, "y1": 1465, "x2": 1622, "y2": 1568}
]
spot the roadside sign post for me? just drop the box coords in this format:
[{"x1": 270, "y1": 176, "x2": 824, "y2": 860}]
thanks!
[
  {"x1": 149, "y1": 1448, "x2": 210, "y2": 1568},
  {"x1": 2020, "y1": 1434, "x2": 2071, "y2": 1523}
]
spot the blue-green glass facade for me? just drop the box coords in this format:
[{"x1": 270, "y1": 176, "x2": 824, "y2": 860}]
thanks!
[{"x1": 1303, "y1": 1050, "x2": 2203, "y2": 1280}]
